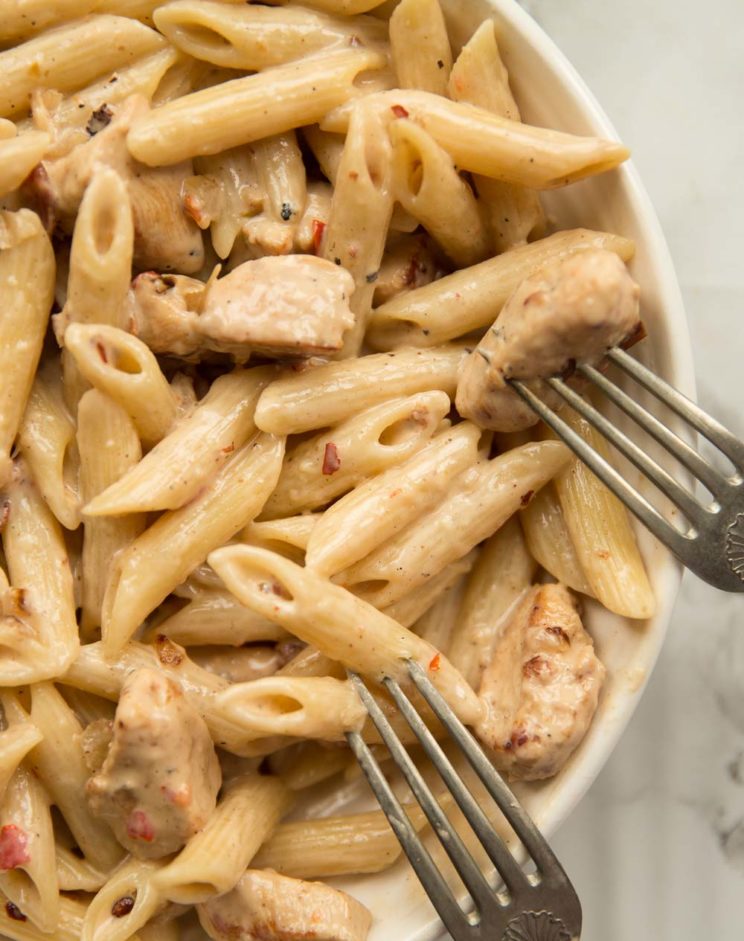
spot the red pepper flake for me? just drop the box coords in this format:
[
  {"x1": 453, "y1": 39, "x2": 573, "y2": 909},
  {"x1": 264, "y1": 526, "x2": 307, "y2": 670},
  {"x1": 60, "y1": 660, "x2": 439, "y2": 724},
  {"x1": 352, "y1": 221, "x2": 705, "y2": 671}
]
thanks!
[
  {"x1": 428, "y1": 653, "x2": 441, "y2": 672},
  {"x1": 111, "y1": 895, "x2": 136, "y2": 918},
  {"x1": 221, "y1": 443, "x2": 235, "y2": 454},
  {"x1": 312, "y1": 219, "x2": 326, "y2": 254},
  {"x1": 95, "y1": 341, "x2": 108, "y2": 364},
  {"x1": 0, "y1": 825, "x2": 29, "y2": 870},
  {"x1": 520, "y1": 489, "x2": 534, "y2": 507},
  {"x1": 125, "y1": 810, "x2": 155, "y2": 843},
  {"x1": 322, "y1": 442, "x2": 341, "y2": 475},
  {"x1": 391, "y1": 104, "x2": 409, "y2": 118},
  {"x1": 5, "y1": 901, "x2": 26, "y2": 922}
]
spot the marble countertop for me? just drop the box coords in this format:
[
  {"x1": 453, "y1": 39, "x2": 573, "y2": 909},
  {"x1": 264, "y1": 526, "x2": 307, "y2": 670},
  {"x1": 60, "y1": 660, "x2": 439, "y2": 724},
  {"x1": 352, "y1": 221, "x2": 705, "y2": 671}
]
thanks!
[{"x1": 512, "y1": 1, "x2": 744, "y2": 937}]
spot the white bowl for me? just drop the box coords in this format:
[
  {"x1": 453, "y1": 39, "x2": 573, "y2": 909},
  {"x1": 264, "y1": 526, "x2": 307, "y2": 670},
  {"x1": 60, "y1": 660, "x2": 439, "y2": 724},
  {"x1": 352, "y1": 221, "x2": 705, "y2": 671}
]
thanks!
[{"x1": 313, "y1": 2, "x2": 695, "y2": 939}]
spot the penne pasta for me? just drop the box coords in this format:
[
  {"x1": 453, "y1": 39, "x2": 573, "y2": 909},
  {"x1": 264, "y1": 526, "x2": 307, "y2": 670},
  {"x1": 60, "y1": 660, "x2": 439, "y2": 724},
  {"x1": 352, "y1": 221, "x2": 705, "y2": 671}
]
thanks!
[
  {"x1": 243, "y1": 130, "x2": 307, "y2": 256},
  {"x1": 339, "y1": 441, "x2": 570, "y2": 607},
  {"x1": 306, "y1": 422, "x2": 481, "y2": 576},
  {"x1": 382, "y1": 551, "x2": 477, "y2": 628},
  {"x1": 0, "y1": 891, "x2": 91, "y2": 941},
  {"x1": 412, "y1": 570, "x2": 468, "y2": 653},
  {"x1": 0, "y1": 131, "x2": 49, "y2": 197},
  {"x1": 0, "y1": 15, "x2": 166, "y2": 119},
  {"x1": 101, "y1": 433, "x2": 285, "y2": 654},
  {"x1": 255, "y1": 344, "x2": 468, "y2": 435},
  {"x1": 262, "y1": 391, "x2": 449, "y2": 518},
  {"x1": 152, "y1": 773, "x2": 292, "y2": 904},
  {"x1": 154, "y1": 1, "x2": 388, "y2": 70},
  {"x1": 244, "y1": 514, "x2": 319, "y2": 554},
  {"x1": 187, "y1": 644, "x2": 285, "y2": 684},
  {"x1": 85, "y1": 367, "x2": 273, "y2": 516},
  {"x1": 268, "y1": 742, "x2": 354, "y2": 791},
  {"x1": 64, "y1": 324, "x2": 178, "y2": 448},
  {"x1": 0, "y1": 210, "x2": 55, "y2": 487},
  {"x1": 208, "y1": 545, "x2": 482, "y2": 725},
  {"x1": 322, "y1": 89, "x2": 630, "y2": 187},
  {"x1": 55, "y1": 844, "x2": 107, "y2": 893},
  {"x1": 545, "y1": 410, "x2": 656, "y2": 619},
  {"x1": 81, "y1": 857, "x2": 165, "y2": 941},
  {"x1": 289, "y1": 0, "x2": 388, "y2": 12},
  {"x1": 389, "y1": 118, "x2": 489, "y2": 267},
  {"x1": 153, "y1": 589, "x2": 289, "y2": 647},
  {"x1": 448, "y1": 516, "x2": 536, "y2": 689},
  {"x1": 77, "y1": 390, "x2": 146, "y2": 635},
  {"x1": 0, "y1": 695, "x2": 43, "y2": 805},
  {"x1": 389, "y1": 0, "x2": 452, "y2": 96},
  {"x1": 127, "y1": 47, "x2": 386, "y2": 166},
  {"x1": 448, "y1": 20, "x2": 545, "y2": 252},
  {"x1": 367, "y1": 228, "x2": 635, "y2": 349}
]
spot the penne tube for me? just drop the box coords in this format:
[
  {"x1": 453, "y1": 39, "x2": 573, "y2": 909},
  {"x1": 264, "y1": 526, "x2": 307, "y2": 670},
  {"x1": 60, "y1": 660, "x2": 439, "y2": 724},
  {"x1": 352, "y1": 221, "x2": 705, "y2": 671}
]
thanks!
[
  {"x1": 244, "y1": 514, "x2": 320, "y2": 554},
  {"x1": 0, "y1": 1, "x2": 98, "y2": 45},
  {"x1": 520, "y1": 483, "x2": 593, "y2": 595},
  {"x1": 389, "y1": 0, "x2": 452, "y2": 95},
  {"x1": 81, "y1": 857, "x2": 165, "y2": 941},
  {"x1": 448, "y1": 20, "x2": 545, "y2": 253},
  {"x1": 64, "y1": 324, "x2": 178, "y2": 447},
  {"x1": 255, "y1": 344, "x2": 468, "y2": 435},
  {"x1": 0, "y1": 892, "x2": 92, "y2": 941},
  {"x1": 187, "y1": 644, "x2": 285, "y2": 684},
  {"x1": 213, "y1": 677, "x2": 366, "y2": 743},
  {"x1": 253, "y1": 805, "x2": 428, "y2": 878},
  {"x1": 1, "y1": 461, "x2": 79, "y2": 683},
  {"x1": 367, "y1": 228, "x2": 635, "y2": 349},
  {"x1": 339, "y1": 441, "x2": 571, "y2": 607},
  {"x1": 153, "y1": 589, "x2": 289, "y2": 647},
  {"x1": 59, "y1": 687, "x2": 117, "y2": 727},
  {"x1": 28, "y1": 683, "x2": 124, "y2": 873},
  {"x1": 0, "y1": 131, "x2": 49, "y2": 197},
  {"x1": 0, "y1": 765, "x2": 59, "y2": 934},
  {"x1": 77, "y1": 390, "x2": 146, "y2": 635},
  {"x1": 127, "y1": 47, "x2": 386, "y2": 167},
  {"x1": 154, "y1": 1, "x2": 388, "y2": 70},
  {"x1": 55, "y1": 844, "x2": 107, "y2": 893},
  {"x1": 389, "y1": 118, "x2": 489, "y2": 268},
  {"x1": 412, "y1": 571, "x2": 468, "y2": 653},
  {"x1": 303, "y1": 125, "x2": 344, "y2": 184},
  {"x1": 287, "y1": 0, "x2": 388, "y2": 11},
  {"x1": 189, "y1": 146, "x2": 261, "y2": 259},
  {"x1": 17, "y1": 361, "x2": 81, "y2": 531},
  {"x1": 262, "y1": 391, "x2": 449, "y2": 518},
  {"x1": 101, "y1": 434, "x2": 285, "y2": 654},
  {"x1": 85, "y1": 367, "x2": 273, "y2": 515},
  {"x1": 0, "y1": 694, "x2": 43, "y2": 805},
  {"x1": 448, "y1": 516, "x2": 536, "y2": 689},
  {"x1": 545, "y1": 410, "x2": 656, "y2": 619},
  {"x1": 209, "y1": 546, "x2": 482, "y2": 725},
  {"x1": 322, "y1": 101, "x2": 395, "y2": 356},
  {"x1": 277, "y1": 648, "x2": 343, "y2": 680},
  {"x1": 152, "y1": 773, "x2": 292, "y2": 904},
  {"x1": 321, "y1": 89, "x2": 630, "y2": 188},
  {"x1": 382, "y1": 551, "x2": 477, "y2": 628},
  {"x1": 307, "y1": 422, "x2": 481, "y2": 576},
  {"x1": 0, "y1": 210, "x2": 55, "y2": 487},
  {"x1": 268, "y1": 742, "x2": 354, "y2": 791},
  {"x1": 0, "y1": 15, "x2": 166, "y2": 119}
]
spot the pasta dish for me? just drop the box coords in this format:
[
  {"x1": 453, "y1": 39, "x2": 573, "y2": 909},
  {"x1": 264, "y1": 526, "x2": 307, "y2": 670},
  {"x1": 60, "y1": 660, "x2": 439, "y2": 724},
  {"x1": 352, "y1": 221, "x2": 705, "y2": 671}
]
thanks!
[{"x1": 0, "y1": 1, "x2": 655, "y2": 939}]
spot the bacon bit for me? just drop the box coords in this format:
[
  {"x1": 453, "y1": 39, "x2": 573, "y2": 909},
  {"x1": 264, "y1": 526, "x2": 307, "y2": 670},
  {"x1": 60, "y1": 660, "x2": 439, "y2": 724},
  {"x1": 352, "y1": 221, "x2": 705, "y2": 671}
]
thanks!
[
  {"x1": 391, "y1": 104, "x2": 409, "y2": 118},
  {"x1": 311, "y1": 218, "x2": 326, "y2": 254},
  {"x1": 0, "y1": 501, "x2": 9, "y2": 531},
  {"x1": 125, "y1": 810, "x2": 155, "y2": 843},
  {"x1": 95, "y1": 341, "x2": 108, "y2": 364},
  {"x1": 154, "y1": 634, "x2": 184, "y2": 667},
  {"x1": 111, "y1": 895, "x2": 136, "y2": 918},
  {"x1": 0, "y1": 825, "x2": 30, "y2": 870},
  {"x1": 428, "y1": 653, "x2": 441, "y2": 672},
  {"x1": 221, "y1": 443, "x2": 235, "y2": 454},
  {"x1": 5, "y1": 901, "x2": 26, "y2": 922},
  {"x1": 322, "y1": 442, "x2": 341, "y2": 476},
  {"x1": 520, "y1": 489, "x2": 534, "y2": 507},
  {"x1": 161, "y1": 784, "x2": 191, "y2": 807}
]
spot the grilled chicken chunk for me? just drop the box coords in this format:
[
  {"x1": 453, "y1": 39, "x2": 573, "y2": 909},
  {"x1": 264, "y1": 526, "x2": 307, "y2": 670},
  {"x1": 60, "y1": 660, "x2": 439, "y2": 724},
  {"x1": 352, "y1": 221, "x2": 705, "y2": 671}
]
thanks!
[
  {"x1": 129, "y1": 255, "x2": 355, "y2": 361},
  {"x1": 198, "y1": 869, "x2": 372, "y2": 941},
  {"x1": 476, "y1": 583, "x2": 605, "y2": 780},
  {"x1": 28, "y1": 95, "x2": 204, "y2": 273},
  {"x1": 456, "y1": 249, "x2": 641, "y2": 431},
  {"x1": 86, "y1": 667, "x2": 221, "y2": 859}
]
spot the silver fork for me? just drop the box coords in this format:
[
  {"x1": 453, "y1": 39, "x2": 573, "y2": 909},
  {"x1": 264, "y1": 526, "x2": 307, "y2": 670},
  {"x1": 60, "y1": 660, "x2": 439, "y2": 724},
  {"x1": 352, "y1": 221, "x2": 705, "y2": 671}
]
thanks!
[
  {"x1": 506, "y1": 347, "x2": 744, "y2": 592},
  {"x1": 346, "y1": 661, "x2": 582, "y2": 941}
]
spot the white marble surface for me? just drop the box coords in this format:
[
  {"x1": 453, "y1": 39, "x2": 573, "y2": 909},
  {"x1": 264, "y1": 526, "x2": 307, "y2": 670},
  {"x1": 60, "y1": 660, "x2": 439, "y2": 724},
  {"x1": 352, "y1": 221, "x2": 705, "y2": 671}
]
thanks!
[{"x1": 512, "y1": 1, "x2": 744, "y2": 937}]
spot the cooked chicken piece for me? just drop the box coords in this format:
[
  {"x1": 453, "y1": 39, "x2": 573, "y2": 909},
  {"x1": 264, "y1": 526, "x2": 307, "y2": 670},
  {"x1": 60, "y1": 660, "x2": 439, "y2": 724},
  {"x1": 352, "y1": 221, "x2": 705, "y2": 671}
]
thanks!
[
  {"x1": 27, "y1": 95, "x2": 204, "y2": 273},
  {"x1": 456, "y1": 249, "x2": 641, "y2": 431},
  {"x1": 198, "y1": 869, "x2": 372, "y2": 941},
  {"x1": 476, "y1": 583, "x2": 605, "y2": 780},
  {"x1": 129, "y1": 255, "x2": 356, "y2": 361},
  {"x1": 373, "y1": 232, "x2": 441, "y2": 307},
  {"x1": 86, "y1": 667, "x2": 221, "y2": 859}
]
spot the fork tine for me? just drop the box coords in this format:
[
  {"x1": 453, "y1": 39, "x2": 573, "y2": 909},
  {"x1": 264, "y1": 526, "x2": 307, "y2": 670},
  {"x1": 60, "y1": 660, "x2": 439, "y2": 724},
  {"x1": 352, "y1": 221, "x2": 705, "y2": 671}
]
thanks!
[
  {"x1": 577, "y1": 363, "x2": 728, "y2": 494},
  {"x1": 544, "y1": 376, "x2": 705, "y2": 522},
  {"x1": 608, "y1": 348, "x2": 744, "y2": 469},
  {"x1": 349, "y1": 672, "x2": 499, "y2": 910},
  {"x1": 405, "y1": 661, "x2": 567, "y2": 887},
  {"x1": 344, "y1": 727, "x2": 467, "y2": 940},
  {"x1": 509, "y1": 379, "x2": 693, "y2": 551}
]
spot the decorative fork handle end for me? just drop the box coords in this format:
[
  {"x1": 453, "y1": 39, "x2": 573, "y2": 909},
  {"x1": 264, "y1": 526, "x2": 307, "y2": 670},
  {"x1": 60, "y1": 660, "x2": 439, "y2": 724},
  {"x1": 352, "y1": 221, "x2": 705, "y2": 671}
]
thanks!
[{"x1": 501, "y1": 910, "x2": 576, "y2": 941}]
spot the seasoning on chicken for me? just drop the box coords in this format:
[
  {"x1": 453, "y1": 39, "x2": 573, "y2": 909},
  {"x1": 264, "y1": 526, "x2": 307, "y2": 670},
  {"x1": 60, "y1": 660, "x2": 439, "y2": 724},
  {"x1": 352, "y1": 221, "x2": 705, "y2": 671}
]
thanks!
[
  {"x1": 86, "y1": 667, "x2": 221, "y2": 859},
  {"x1": 26, "y1": 95, "x2": 204, "y2": 273},
  {"x1": 456, "y1": 249, "x2": 642, "y2": 431},
  {"x1": 197, "y1": 869, "x2": 372, "y2": 941},
  {"x1": 476, "y1": 583, "x2": 605, "y2": 780},
  {"x1": 129, "y1": 255, "x2": 356, "y2": 361}
]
